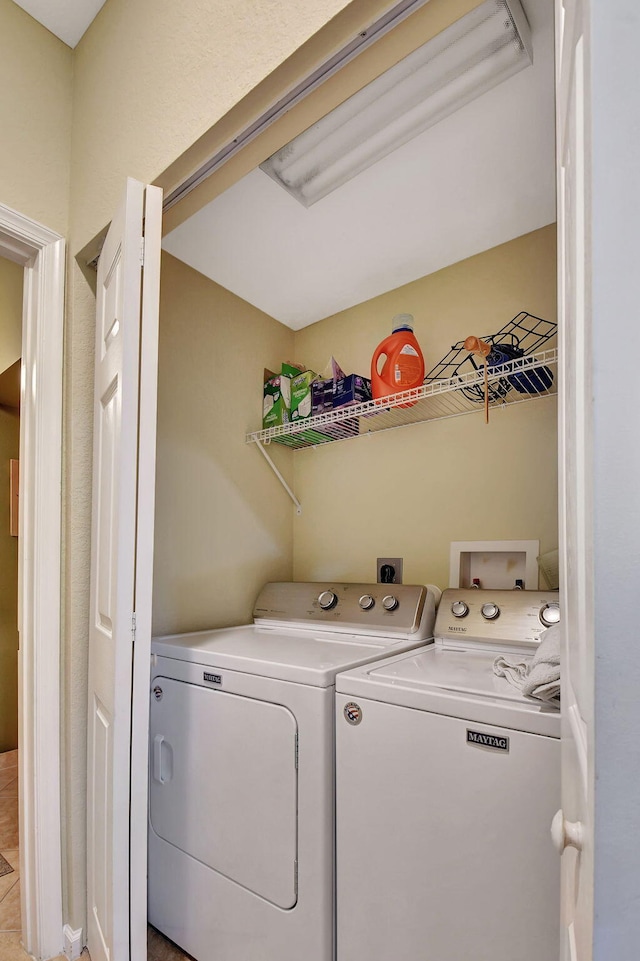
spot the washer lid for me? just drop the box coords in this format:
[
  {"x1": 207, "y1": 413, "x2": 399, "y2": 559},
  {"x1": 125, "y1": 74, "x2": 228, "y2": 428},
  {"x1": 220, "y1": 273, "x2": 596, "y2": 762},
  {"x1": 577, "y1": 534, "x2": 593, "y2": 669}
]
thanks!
[
  {"x1": 152, "y1": 623, "x2": 429, "y2": 687},
  {"x1": 335, "y1": 645, "x2": 560, "y2": 736}
]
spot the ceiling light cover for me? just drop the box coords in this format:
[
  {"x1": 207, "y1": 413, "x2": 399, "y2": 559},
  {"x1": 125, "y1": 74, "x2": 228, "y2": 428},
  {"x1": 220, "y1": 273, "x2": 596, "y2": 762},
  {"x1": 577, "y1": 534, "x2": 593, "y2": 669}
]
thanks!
[{"x1": 260, "y1": 0, "x2": 532, "y2": 207}]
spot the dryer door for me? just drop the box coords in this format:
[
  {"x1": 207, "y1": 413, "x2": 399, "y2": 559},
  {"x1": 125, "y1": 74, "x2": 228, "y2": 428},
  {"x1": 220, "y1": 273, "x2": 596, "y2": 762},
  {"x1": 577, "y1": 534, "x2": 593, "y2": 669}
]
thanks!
[{"x1": 149, "y1": 677, "x2": 298, "y2": 908}]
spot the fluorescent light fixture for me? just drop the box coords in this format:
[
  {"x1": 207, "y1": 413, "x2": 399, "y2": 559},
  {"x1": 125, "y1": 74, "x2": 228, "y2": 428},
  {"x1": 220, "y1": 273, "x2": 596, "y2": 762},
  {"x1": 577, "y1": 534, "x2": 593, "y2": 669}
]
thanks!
[{"x1": 260, "y1": 0, "x2": 532, "y2": 207}]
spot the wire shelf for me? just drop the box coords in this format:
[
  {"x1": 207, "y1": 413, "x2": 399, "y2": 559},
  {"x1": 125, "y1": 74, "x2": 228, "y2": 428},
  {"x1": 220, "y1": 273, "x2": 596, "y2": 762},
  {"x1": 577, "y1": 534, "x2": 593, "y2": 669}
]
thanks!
[{"x1": 246, "y1": 348, "x2": 558, "y2": 450}]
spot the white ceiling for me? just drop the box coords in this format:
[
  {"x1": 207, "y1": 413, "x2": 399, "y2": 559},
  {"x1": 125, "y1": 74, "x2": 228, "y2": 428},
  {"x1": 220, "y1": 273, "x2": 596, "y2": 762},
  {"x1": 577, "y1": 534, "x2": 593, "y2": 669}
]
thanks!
[
  {"x1": 162, "y1": 0, "x2": 555, "y2": 330},
  {"x1": 12, "y1": 0, "x2": 106, "y2": 47}
]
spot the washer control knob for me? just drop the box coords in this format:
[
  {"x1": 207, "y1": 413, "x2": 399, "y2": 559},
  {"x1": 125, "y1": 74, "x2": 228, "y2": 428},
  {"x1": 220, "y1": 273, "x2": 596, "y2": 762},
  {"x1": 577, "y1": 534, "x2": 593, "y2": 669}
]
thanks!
[
  {"x1": 359, "y1": 594, "x2": 375, "y2": 611},
  {"x1": 540, "y1": 602, "x2": 561, "y2": 627},
  {"x1": 481, "y1": 602, "x2": 500, "y2": 620},
  {"x1": 318, "y1": 590, "x2": 338, "y2": 610},
  {"x1": 451, "y1": 601, "x2": 469, "y2": 618},
  {"x1": 382, "y1": 594, "x2": 399, "y2": 612}
]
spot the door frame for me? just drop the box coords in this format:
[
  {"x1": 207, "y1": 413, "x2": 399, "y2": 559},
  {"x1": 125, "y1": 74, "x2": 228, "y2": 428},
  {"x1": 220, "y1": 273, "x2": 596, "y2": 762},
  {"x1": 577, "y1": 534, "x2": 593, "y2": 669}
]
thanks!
[{"x1": 0, "y1": 201, "x2": 65, "y2": 960}]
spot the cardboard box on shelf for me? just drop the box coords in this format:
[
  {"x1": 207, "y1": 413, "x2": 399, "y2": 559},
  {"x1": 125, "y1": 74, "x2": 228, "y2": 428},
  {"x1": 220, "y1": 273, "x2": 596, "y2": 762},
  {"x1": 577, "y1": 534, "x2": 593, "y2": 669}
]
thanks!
[
  {"x1": 290, "y1": 369, "x2": 317, "y2": 421},
  {"x1": 328, "y1": 372, "x2": 371, "y2": 439},
  {"x1": 311, "y1": 357, "x2": 346, "y2": 417},
  {"x1": 263, "y1": 359, "x2": 370, "y2": 441},
  {"x1": 263, "y1": 362, "x2": 305, "y2": 430},
  {"x1": 311, "y1": 378, "x2": 333, "y2": 417},
  {"x1": 333, "y1": 374, "x2": 372, "y2": 408},
  {"x1": 263, "y1": 370, "x2": 288, "y2": 430}
]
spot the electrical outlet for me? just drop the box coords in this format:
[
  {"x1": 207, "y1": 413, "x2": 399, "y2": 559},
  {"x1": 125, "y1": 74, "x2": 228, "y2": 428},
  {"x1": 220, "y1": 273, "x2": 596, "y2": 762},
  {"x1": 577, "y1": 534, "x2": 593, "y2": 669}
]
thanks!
[{"x1": 377, "y1": 557, "x2": 403, "y2": 584}]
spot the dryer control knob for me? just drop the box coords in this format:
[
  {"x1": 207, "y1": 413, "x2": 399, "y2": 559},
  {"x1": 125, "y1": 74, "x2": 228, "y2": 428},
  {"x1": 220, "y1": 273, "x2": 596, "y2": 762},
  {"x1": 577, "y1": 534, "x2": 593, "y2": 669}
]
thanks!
[
  {"x1": 481, "y1": 602, "x2": 500, "y2": 620},
  {"x1": 382, "y1": 594, "x2": 399, "y2": 611},
  {"x1": 451, "y1": 601, "x2": 469, "y2": 618},
  {"x1": 540, "y1": 602, "x2": 561, "y2": 627},
  {"x1": 359, "y1": 594, "x2": 375, "y2": 611},
  {"x1": 318, "y1": 590, "x2": 338, "y2": 610}
]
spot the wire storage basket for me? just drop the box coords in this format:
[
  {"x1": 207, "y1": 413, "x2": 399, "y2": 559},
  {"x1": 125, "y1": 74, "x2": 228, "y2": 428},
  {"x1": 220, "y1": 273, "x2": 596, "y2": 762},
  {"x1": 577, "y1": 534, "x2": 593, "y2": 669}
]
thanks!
[{"x1": 424, "y1": 311, "x2": 557, "y2": 405}]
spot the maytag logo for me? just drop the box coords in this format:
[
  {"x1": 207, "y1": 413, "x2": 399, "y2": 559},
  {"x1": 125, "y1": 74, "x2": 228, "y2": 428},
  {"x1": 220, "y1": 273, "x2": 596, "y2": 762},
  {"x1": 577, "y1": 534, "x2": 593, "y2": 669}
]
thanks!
[
  {"x1": 448, "y1": 626, "x2": 467, "y2": 632},
  {"x1": 467, "y1": 729, "x2": 509, "y2": 752},
  {"x1": 203, "y1": 672, "x2": 222, "y2": 685}
]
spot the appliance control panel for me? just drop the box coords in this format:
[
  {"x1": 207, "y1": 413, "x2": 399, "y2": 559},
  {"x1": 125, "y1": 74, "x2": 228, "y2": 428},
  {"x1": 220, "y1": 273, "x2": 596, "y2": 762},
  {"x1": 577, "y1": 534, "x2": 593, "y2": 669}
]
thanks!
[
  {"x1": 253, "y1": 582, "x2": 437, "y2": 637},
  {"x1": 435, "y1": 589, "x2": 560, "y2": 648}
]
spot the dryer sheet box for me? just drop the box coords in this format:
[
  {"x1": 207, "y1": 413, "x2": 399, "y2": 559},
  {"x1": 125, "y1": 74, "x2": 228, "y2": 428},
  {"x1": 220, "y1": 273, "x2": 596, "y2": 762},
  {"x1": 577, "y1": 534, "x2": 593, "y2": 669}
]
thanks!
[
  {"x1": 290, "y1": 369, "x2": 317, "y2": 422},
  {"x1": 333, "y1": 374, "x2": 372, "y2": 409},
  {"x1": 263, "y1": 363, "x2": 305, "y2": 430},
  {"x1": 310, "y1": 369, "x2": 370, "y2": 440}
]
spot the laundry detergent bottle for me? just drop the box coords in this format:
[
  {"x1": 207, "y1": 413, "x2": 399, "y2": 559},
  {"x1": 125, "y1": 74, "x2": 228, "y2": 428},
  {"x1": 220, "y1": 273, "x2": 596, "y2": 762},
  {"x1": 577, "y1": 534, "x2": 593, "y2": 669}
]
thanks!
[{"x1": 371, "y1": 314, "x2": 425, "y2": 405}]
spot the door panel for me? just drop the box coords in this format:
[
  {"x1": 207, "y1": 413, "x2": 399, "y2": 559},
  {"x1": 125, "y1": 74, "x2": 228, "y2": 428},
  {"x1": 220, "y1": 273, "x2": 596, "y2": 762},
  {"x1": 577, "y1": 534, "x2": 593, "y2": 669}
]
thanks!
[
  {"x1": 556, "y1": 0, "x2": 593, "y2": 956},
  {"x1": 90, "y1": 696, "x2": 112, "y2": 958},
  {"x1": 95, "y1": 376, "x2": 118, "y2": 634},
  {"x1": 150, "y1": 679, "x2": 299, "y2": 909},
  {"x1": 87, "y1": 179, "x2": 162, "y2": 961}
]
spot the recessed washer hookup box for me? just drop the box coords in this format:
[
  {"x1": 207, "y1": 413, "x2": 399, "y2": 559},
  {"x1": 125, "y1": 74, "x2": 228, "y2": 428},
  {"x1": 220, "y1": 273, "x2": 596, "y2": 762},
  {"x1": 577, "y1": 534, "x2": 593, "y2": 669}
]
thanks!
[{"x1": 449, "y1": 539, "x2": 540, "y2": 590}]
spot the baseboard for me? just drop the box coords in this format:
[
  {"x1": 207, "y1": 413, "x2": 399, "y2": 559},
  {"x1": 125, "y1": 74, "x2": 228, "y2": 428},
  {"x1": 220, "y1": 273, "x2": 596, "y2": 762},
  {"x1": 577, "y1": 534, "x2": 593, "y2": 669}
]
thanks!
[{"x1": 63, "y1": 924, "x2": 83, "y2": 960}]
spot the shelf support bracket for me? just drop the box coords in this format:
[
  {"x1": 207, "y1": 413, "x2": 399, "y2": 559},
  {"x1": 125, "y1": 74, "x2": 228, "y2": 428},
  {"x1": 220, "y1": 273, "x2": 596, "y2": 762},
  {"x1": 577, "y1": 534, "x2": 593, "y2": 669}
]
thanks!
[{"x1": 254, "y1": 441, "x2": 302, "y2": 515}]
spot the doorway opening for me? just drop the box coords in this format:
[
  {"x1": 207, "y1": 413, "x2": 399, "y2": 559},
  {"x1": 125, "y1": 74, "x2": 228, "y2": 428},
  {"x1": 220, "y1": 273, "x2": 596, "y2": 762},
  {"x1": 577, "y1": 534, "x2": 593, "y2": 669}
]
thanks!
[
  {"x1": 147, "y1": 0, "x2": 558, "y2": 957},
  {"x1": 0, "y1": 202, "x2": 64, "y2": 961},
  {"x1": 0, "y1": 252, "x2": 22, "y2": 943}
]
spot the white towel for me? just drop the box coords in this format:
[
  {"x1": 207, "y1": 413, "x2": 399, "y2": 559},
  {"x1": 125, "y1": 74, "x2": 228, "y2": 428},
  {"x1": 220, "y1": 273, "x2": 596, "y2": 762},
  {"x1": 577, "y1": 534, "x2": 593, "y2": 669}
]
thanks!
[{"x1": 493, "y1": 624, "x2": 561, "y2": 703}]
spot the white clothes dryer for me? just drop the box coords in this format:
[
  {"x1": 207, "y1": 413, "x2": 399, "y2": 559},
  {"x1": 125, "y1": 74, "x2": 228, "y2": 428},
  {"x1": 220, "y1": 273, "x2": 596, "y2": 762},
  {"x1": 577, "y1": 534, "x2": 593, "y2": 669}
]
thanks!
[
  {"x1": 335, "y1": 588, "x2": 561, "y2": 961},
  {"x1": 148, "y1": 581, "x2": 439, "y2": 961}
]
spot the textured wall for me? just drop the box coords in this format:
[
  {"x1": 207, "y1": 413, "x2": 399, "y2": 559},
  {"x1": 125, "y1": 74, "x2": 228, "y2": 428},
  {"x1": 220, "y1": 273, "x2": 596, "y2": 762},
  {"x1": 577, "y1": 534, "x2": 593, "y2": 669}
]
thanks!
[
  {"x1": 0, "y1": 0, "x2": 72, "y2": 235},
  {"x1": 293, "y1": 226, "x2": 558, "y2": 588}
]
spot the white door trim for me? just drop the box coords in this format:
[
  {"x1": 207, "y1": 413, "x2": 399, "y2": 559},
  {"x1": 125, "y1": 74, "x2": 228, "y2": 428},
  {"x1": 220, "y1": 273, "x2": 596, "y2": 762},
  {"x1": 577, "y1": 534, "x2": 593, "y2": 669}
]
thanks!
[{"x1": 0, "y1": 201, "x2": 65, "y2": 960}]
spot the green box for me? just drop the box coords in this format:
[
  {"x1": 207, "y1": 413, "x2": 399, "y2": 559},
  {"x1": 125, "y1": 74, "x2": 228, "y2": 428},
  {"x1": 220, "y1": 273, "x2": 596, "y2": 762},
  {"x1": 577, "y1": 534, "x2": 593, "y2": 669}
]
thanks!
[
  {"x1": 263, "y1": 363, "x2": 306, "y2": 430},
  {"x1": 290, "y1": 370, "x2": 317, "y2": 422},
  {"x1": 263, "y1": 369, "x2": 290, "y2": 429}
]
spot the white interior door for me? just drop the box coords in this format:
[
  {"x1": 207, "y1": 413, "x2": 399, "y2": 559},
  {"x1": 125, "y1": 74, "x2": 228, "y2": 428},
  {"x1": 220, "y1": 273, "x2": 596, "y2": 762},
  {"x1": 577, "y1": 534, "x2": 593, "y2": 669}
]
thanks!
[
  {"x1": 555, "y1": 1, "x2": 593, "y2": 957},
  {"x1": 87, "y1": 178, "x2": 162, "y2": 961}
]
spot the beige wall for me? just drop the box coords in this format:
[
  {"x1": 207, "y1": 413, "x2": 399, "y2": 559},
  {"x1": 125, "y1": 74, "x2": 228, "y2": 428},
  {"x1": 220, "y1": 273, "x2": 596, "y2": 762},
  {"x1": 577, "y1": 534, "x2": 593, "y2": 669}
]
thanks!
[
  {"x1": 154, "y1": 253, "x2": 295, "y2": 635},
  {"x1": 0, "y1": 0, "x2": 72, "y2": 236},
  {"x1": 0, "y1": 257, "x2": 22, "y2": 375},
  {"x1": 156, "y1": 227, "x2": 557, "y2": 623},
  {"x1": 293, "y1": 225, "x2": 558, "y2": 588}
]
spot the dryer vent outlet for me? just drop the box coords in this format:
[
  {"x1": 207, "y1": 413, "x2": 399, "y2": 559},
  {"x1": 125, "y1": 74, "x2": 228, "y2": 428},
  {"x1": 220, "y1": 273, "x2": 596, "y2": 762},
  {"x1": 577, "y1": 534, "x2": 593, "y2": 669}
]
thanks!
[{"x1": 377, "y1": 558, "x2": 403, "y2": 584}]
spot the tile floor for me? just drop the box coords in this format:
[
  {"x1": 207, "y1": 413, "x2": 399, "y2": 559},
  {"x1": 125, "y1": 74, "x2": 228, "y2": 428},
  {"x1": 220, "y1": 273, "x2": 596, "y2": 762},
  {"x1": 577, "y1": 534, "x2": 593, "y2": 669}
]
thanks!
[
  {"x1": 0, "y1": 750, "x2": 71, "y2": 961},
  {"x1": 0, "y1": 750, "x2": 188, "y2": 961}
]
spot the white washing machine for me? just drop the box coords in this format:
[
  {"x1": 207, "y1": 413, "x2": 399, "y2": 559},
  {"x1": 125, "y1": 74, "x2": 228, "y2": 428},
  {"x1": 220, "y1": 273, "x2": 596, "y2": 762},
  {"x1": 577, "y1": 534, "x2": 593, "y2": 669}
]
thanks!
[
  {"x1": 148, "y1": 581, "x2": 439, "y2": 961},
  {"x1": 335, "y1": 588, "x2": 561, "y2": 961}
]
